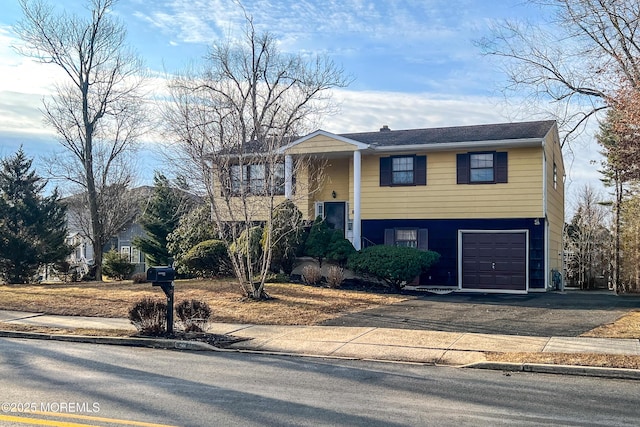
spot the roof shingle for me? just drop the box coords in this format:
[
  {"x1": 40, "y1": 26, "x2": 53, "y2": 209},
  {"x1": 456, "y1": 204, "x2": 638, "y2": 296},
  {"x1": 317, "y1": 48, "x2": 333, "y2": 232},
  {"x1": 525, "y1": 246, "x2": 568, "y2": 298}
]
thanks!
[{"x1": 339, "y1": 120, "x2": 556, "y2": 147}]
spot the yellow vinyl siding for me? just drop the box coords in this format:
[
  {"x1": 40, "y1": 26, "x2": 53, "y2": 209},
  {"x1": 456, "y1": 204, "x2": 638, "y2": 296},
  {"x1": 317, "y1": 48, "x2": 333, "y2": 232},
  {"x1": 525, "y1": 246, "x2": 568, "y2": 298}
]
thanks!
[
  {"x1": 544, "y1": 126, "x2": 565, "y2": 274},
  {"x1": 314, "y1": 158, "x2": 351, "y2": 202},
  {"x1": 286, "y1": 135, "x2": 357, "y2": 155},
  {"x1": 360, "y1": 148, "x2": 544, "y2": 219}
]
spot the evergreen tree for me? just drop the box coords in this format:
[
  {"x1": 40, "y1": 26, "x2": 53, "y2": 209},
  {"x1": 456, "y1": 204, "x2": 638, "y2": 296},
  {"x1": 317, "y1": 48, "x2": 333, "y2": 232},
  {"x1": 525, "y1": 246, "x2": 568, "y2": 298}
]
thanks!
[
  {"x1": 133, "y1": 173, "x2": 186, "y2": 266},
  {"x1": 0, "y1": 148, "x2": 70, "y2": 283}
]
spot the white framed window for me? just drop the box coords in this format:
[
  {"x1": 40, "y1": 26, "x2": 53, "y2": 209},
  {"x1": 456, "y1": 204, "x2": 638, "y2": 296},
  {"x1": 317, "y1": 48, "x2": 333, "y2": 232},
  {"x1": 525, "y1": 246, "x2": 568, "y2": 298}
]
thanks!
[
  {"x1": 470, "y1": 153, "x2": 494, "y2": 182},
  {"x1": 392, "y1": 156, "x2": 414, "y2": 184},
  {"x1": 131, "y1": 247, "x2": 141, "y2": 263},
  {"x1": 121, "y1": 246, "x2": 131, "y2": 262},
  {"x1": 314, "y1": 201, "x2": 324, "y2": 220},
  {"x1": 395, "y1": 229, "x2": 418, "y2": 248}
]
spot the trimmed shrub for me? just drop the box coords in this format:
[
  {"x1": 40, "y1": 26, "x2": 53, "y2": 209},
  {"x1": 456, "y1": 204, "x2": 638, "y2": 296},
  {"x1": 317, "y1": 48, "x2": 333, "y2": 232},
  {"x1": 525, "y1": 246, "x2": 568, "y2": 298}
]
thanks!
[
  {"x1": 175, "y1": 299, "x2": 212, "y2": 332},
  {"x1": 302, "y1": 264, "x2": 322, "y2": 286},
  {"x1": 326, "y1": 230, "x2": 356, "y2": 266},
  {"x1": 129, "y1": 297, "x2": 167, "y2": 335},
  {"x1": 348, "y1": 245, "x2": 440, "y2": 291},
  {"x1": 183, "y1": 239, "x2": 231, "y2": 278},
  {"x1": 102, "y1": 249, "x2": 135, "y2": 281},
  {"x1": 326, "y1": 265, "x2": 344, "y2": 288}
]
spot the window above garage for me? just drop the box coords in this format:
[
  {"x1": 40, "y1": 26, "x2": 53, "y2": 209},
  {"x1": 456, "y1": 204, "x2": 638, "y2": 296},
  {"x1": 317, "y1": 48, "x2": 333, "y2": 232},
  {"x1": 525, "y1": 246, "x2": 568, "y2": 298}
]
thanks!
[{"x1": 457, "y1": 152, "x2": 508, "y2": 184}]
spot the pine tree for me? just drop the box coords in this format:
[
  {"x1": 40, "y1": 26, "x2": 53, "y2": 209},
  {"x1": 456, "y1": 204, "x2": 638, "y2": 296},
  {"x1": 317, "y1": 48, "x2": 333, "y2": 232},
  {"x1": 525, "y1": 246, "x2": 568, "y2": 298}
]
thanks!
[
  {"x1": 0, "y1": 148, "x2": 70, "y2": 283},
  {"x1": 133, "y1": 173, "x2": 186, "y2": 266}
]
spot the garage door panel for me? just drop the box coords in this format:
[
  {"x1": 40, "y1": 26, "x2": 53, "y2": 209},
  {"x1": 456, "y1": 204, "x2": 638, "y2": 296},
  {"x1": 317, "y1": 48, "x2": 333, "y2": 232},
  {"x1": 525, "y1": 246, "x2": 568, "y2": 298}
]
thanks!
[{"x1": 461, "y1": 231, "x2": 528, "y2": 292}]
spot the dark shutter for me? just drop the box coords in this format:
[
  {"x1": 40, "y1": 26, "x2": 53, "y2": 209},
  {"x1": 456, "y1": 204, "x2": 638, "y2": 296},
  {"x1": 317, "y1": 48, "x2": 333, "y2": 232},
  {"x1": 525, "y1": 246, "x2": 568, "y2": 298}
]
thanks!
[
  {"x1": 496, "y1": 152, "x2": 508, "y2": 183},
  {"x1": 415, "y1": 156, "x2": 427, "y2": 185},
  {"x1": 418, "y1": 229, "x2": 429, "y2": 250},
  {"x1": 457, "y1": 153, "x2": 469, "y2": 184},
  {"x1": 380, "y1": 157, "x2": 391, "y2": 186},
  {"x1": 384, "y1": 229, "x2": 395, "y2": 246}
]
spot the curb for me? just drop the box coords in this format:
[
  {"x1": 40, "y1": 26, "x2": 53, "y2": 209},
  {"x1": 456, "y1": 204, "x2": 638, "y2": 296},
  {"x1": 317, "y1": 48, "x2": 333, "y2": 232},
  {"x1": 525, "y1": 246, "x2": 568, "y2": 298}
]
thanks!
[
  {"x1": 468, "y1": 361, "x2": 640, "y2": 380},
  {"x1": 3, "y1": 329, "x2": 640, "y2": 380},
  {"x1": 0, "y1": 330, "x2": 221, "y2": 351}
]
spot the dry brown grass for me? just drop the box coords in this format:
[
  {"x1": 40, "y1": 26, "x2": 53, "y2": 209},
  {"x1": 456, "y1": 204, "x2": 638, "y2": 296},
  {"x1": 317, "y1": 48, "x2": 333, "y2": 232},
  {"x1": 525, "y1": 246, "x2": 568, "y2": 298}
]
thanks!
[
  {"x1": 486, "y1": 352, "x2": 640, "y2": 369},
  {"x1": 0, "y1": 279, "x2": 406, "y2": 325},
  {"x1": 580, "y1": 310, "x2": 640, "y2": 339}
]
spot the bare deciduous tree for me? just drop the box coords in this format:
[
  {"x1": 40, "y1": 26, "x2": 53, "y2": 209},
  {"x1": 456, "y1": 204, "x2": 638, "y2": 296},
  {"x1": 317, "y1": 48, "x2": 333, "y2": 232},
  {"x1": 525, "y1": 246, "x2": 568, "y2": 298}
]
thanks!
[
  {"x1": 164, "y1": 17, "x2": 348, "y2": 299},
  {"x1": 15, "y1": 0, "x2": 147, "y2": 280},
  {"x1": 478, "y1": 0, "x2": 640, "y2": 145},
  {"x1": 564, "y1": 185, "x2": 611, "y2": 289},
  {"x1": 620, "y1": 190, "x2": 640, "y2": 292}
]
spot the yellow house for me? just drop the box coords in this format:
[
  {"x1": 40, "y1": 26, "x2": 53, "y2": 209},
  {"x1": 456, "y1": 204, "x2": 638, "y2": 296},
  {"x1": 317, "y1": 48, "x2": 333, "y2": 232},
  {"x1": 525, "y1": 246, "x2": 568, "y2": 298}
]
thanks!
[{"x1": 275, "y1": 120, "x2": 564, "y2": 293}]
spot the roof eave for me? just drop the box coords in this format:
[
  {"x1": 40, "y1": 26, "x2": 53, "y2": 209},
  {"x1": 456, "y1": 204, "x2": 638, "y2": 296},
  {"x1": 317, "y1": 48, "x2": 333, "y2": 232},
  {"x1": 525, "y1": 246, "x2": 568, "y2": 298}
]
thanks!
[
  {"x1": 280, "y1": 129, "x2": 371, "y2": 154},
  {"x1": 372, "y1": 137, "x2": 544, "y2": 152}
]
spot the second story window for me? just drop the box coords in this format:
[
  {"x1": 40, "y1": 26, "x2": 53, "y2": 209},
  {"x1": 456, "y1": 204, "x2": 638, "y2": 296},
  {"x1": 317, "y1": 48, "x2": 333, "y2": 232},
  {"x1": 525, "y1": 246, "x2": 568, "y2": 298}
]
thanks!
[
  {"x1": 392, "y1": 157, "x2": 414, "y2": 184},
  {"x1": 380, "y1": 155, "x2": 427, "y2": 186},
  {"x1": 457, "y1": 152, "x2": 508, "y2": 184},
  {"x1": 229, "y1": 163, "x2": 286, "y2": 196},
  {"x1": 470, "y1": 153, "x2": 494, "y2": 183}
]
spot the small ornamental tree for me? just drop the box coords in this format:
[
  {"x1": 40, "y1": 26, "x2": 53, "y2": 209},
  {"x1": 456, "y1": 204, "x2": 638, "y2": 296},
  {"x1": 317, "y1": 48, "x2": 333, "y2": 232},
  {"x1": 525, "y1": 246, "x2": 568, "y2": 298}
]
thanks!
[
  {"x1": 348, "y1": 245, "x2": 440, "y2": 291},
  {"x1": 102, "y1": 249, "x2": 135, "y2": 281}
]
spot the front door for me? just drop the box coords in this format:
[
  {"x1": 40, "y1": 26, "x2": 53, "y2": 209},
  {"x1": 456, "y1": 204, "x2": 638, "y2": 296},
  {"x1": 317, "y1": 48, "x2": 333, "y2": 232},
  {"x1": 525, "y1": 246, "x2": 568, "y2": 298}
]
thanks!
[{"x1": 324, "y1": 202, "x2": 346, "y2": 236}]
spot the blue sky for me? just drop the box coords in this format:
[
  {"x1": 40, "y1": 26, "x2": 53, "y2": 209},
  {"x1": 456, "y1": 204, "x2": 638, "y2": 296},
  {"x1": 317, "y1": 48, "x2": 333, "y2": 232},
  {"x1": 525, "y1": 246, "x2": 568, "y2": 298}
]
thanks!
[{"x1": 0, "y1": 0, "x2": 604, "y2": 207}]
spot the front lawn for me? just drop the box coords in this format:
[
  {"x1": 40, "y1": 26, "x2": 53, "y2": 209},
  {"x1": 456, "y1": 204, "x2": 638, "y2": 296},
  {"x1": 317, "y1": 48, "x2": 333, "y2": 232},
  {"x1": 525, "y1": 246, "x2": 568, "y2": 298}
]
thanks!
[{"x1": 0, "y1": 279, "x2": 406, "y2": 325}]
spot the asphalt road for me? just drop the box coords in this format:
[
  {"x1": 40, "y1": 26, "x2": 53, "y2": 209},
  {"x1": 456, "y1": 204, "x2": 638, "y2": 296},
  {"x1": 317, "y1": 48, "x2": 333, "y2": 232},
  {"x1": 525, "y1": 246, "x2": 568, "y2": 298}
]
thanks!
[
  {"x1": 321, "y1": 290, "x2": 640, "y2": 336},
  {"x1": 1, "y1": 338, "x2": 639, "y2": 426}
]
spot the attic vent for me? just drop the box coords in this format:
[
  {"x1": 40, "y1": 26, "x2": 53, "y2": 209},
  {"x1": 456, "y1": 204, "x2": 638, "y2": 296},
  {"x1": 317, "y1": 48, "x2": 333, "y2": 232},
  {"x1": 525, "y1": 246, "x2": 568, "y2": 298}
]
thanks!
[{"x1": 380, "y1": 125, "x2": 391, "y2": 132}]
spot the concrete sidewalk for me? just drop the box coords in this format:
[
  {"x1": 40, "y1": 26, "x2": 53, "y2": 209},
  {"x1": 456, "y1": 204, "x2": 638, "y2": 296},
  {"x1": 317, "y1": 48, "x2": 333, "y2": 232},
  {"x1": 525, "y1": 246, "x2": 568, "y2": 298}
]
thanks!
[{"x1": 1, "y1": 310, "x2": 639, "y2": 379}]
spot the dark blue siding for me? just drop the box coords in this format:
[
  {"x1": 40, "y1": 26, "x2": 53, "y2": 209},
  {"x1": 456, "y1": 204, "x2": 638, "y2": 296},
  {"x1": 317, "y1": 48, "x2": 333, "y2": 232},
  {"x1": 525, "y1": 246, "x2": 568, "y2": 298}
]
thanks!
[{"x1": 361, "y1": 218, "x2": 546, "y2": 290}]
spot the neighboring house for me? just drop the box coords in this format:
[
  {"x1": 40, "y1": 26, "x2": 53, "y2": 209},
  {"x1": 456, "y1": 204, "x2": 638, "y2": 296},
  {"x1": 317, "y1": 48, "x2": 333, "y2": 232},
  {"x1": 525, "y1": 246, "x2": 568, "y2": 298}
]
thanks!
[
  {"x1": 104, "y1": 222, "x2": 147, "y2": 275},
  {"x1": 63, "y1": 186, "x2": 153, "y2": 279},
  {"x1": 218, "y1": 120, "x2": 564, "y2": 293}
]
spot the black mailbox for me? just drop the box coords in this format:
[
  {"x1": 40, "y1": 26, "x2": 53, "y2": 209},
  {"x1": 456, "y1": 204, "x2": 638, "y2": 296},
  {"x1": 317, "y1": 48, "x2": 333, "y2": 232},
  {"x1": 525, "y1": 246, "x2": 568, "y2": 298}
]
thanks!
[{"x1": 146, "y1": 266, "x2": 175, "y2": 284}]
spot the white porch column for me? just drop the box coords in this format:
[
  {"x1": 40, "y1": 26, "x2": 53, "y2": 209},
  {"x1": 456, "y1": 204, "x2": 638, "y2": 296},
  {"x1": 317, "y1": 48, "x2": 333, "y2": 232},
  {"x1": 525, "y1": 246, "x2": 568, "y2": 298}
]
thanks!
[
  {"x1": 353, "y1": 150, "x2": 362, "y2": 250},
  {"x1": 284, "y1": 154, "x2": 293, "y2": 199}
]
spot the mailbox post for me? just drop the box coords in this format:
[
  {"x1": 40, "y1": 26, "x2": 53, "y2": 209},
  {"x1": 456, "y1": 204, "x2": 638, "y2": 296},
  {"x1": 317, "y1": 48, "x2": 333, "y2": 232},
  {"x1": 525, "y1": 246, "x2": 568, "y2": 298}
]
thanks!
[{"x1": 146, "y1": 266, "x2": 175, "y2": 334}]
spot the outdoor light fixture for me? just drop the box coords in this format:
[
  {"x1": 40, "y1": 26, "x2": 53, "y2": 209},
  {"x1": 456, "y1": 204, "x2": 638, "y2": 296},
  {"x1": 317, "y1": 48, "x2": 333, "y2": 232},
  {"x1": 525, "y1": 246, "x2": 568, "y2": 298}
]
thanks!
[{"x1": 332, "y1": 191, "x2": 337, "y2": 199}]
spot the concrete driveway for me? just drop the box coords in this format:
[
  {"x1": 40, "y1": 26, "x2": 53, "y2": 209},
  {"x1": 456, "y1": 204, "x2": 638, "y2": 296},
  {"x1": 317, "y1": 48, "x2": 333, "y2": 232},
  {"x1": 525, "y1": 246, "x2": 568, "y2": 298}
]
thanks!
[{"x1": 320, "y1": 289, "x2": 640, "y2": 337}]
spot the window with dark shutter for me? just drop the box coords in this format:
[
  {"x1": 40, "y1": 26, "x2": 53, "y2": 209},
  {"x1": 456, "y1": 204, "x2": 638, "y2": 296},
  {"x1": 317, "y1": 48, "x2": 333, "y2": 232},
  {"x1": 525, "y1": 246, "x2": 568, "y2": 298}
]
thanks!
[
  {"x1": 457, "y1": 154, "x2": 470, "y2": 184},
  {"x1": 380, "y1": 155, "x2": 427, "y2": 186},
  {"x1": 380, "y1": 157, "x2": 391, "y2": 186},
  {"x1": 415, "y1": 156, "x2": 427, "y2": 185},
  {"x1": 418, "y1": 229, "x2": 429, "y2": 250},
  {"x1": 496, "y1": 152, "x2": 508, "y2": 183},
  {"x1": 384, "y1": 229, "x2": 395, "y2": 245},
  {"x1": 383, "y1": 228, "x2": 428, "y2": 250},
  {"x1": 457, "y1": 152, "x2": 508, "y2": 184}
]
